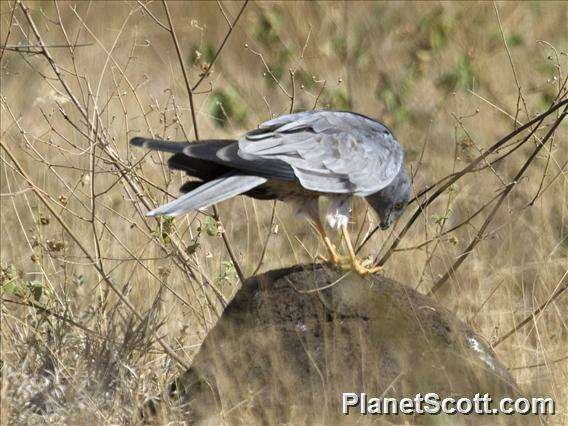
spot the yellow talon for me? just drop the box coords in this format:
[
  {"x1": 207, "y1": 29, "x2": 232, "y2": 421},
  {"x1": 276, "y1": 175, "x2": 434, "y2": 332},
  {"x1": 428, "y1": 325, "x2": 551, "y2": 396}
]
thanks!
[
  {"x1": 313, "y1": 215, "x2": 383, "y2": 277},
  {"x1": 340, "y1": 223, "x2": 383, "y2": 277},
  {"x1": 345, "y1": 259, "x2": 383, "y2": 276}
]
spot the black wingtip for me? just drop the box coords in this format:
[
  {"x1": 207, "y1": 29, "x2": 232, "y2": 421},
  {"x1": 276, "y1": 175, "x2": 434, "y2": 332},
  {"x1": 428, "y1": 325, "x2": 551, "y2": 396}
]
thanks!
[{"x1": 130, "y1": 137, "x2": 147, "y2": 147}]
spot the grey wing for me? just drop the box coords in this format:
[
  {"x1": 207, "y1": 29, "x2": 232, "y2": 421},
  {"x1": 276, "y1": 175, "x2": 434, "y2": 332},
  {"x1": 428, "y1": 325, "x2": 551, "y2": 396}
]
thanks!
[
  {"x1": 131, "y1": 137, "x2": 297, "y2": 181},
  {"x1": 146, "y1": 172, "x2": 267, "y2": 216},
  {"x1": 238, "y1": 111, "x2": 403, "y2": 196}
]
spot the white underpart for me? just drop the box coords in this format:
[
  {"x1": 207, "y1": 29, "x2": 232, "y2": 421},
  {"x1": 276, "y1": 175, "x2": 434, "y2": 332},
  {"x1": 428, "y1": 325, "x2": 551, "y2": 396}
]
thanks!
[{"x1": 326, "y1": 196, "x2": 351, "y2": 229}]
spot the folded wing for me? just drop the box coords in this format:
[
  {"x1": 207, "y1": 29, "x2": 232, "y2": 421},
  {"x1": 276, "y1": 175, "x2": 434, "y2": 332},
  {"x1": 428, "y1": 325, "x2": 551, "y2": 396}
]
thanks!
[
  {"x1": 146, "y1": 172, "x2": 267, "y2": 216},
  {"x1": 238, "y1": 110, "x2": 403, "y2": 196}
]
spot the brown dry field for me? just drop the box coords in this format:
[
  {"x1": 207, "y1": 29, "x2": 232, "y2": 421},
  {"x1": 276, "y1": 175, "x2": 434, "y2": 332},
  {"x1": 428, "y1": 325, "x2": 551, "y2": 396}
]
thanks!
[{"x1": 1, "y1": 1, "x2": 567, "y2": 424}]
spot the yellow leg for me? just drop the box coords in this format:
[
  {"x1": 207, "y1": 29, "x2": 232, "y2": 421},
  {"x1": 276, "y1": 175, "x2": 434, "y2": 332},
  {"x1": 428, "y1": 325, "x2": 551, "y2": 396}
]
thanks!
[
  {"x1": 313, "y1": 216, "x2": 346, "y2": 264},
  {"x1": 341, "y1": 223, "x2": 383, "y2": 276}
]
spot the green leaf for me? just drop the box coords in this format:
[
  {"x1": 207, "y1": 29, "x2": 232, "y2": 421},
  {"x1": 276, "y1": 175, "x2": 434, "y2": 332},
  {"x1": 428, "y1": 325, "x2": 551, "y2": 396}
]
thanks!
[
  {"x1": 376, "y1": 86, "x2": 410, "y2": 125},
  {"x1": 73, "y1": 274, "x2": 86, "y2": 286},
  {"x1": 222, "y1": 260, "x2": 236, "y2": 276},
  {"x1": 418, "y1": 6, "x2": 452, "y2": 51},
  {"x1": 27, "y1": 281, "x2": 43, "y2": 301},
  {"x1": 185, "y1": 241, "x2": 200, "y2": 255},
  {"x1": 506, "y1": 34, "x2": 523, "y2": 47},
  {"x1": 438, "y1": 54, "x2": 474, "y2": 92},
  {"x1": 252, "y1": 7, "x2": 283, "y2": 46},
  {"x1": 1, "y1": 264, "x2": 24, "y2": 297},
  {"x1": 155, "y1": 216, "x2": 175, "y2": 245},
  {"x1": 330, "y1": 36, "x2": 347, "y2": 58},
  {"x1": 201, "y1": 44, "x2": 215, "y2": 63},
  {"x1": 190, "y1": 43, "x2": 216, "y2": 65},
  {"x1": 1, "y1": 280, "x2": 21, "y2": 296},
  {"x1": 321, "y1": 89, "x2": 351, "y2": 110},
  {"x1": 432, "y1": 209, "x2": 453, "y2": 226},
  {"x1": 208, "y1": 87, "x2": 248, "y2": 128},
  {"x1": 204, "y1": 216, "x2": 219, "y2": 237}
]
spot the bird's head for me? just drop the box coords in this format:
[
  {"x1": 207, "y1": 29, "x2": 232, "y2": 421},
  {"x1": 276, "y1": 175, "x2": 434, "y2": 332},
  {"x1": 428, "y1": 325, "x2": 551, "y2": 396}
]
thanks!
[{"x1": 365, "y1": 167, "x2": 411, "y2": 230}]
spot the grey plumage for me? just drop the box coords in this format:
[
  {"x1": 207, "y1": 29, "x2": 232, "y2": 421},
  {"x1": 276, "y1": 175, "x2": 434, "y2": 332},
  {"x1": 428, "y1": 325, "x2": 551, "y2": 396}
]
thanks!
[
  {"x1": 130, "y1": 138, "x2": 186, "y2": 153},
  {"x1": 146, "y1": 172, "x2": 267, "y2": 217},
  {"x1": 238, "y1": 111, "x2": 403, "y2": 195},
  {"x1": 131, "y1": 110, "x2": 410, "y2": 230},
  {"x1": 365, "y1": 167, "x2": 411, "y2": 229}
]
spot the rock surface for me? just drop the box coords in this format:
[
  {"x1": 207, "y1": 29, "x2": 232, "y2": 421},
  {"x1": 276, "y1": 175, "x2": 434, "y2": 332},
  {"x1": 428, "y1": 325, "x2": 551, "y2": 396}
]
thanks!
[{"x1": 170, "y1": 264, "x2": 521, "y2": 424}]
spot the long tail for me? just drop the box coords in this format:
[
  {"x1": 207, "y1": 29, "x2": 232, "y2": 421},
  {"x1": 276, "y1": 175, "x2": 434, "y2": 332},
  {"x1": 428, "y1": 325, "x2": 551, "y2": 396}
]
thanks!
[
  {"x1": 131, "y1": 137, "x2": 236, "y2": 181},
  {"x1": 130, "y1": 137, "x2": 234, "y2": 154},
  {"x1": 130, "y1": 137, "x2": 187, "y2": 153},
  {"x1": 147, "y1": 172, "x2": 267, "y2": 217}
]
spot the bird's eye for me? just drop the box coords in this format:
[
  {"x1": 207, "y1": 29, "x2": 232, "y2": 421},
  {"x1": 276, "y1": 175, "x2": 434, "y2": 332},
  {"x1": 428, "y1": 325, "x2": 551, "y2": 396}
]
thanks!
[{"x1": 394, "y1": 202, "x2": 404, "y2": 210}]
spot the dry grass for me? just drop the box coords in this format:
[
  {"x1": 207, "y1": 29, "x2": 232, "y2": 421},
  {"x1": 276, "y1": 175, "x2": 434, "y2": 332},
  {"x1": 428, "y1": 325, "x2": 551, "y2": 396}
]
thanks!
[{"x1": 1, "y1": 1, "x2": 567, "y2": 423}]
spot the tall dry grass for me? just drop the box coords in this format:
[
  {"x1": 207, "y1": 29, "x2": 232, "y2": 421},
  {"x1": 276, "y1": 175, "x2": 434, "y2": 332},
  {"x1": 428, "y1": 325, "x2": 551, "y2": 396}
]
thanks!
[{"x1": 1, "y1": 1, "x2": 567, "y2": 423}]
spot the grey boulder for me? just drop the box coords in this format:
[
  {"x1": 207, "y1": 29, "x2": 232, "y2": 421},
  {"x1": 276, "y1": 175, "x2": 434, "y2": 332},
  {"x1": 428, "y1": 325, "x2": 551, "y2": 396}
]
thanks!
[{"x1": 168, "y1": 264, "x2": 522, "y2": 424}]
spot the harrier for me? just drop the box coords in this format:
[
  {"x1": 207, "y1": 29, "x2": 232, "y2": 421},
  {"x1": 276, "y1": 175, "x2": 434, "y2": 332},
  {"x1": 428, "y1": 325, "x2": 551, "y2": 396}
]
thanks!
[{"x1": 131, "y1": 110, "x2": 410, "y2": 275}]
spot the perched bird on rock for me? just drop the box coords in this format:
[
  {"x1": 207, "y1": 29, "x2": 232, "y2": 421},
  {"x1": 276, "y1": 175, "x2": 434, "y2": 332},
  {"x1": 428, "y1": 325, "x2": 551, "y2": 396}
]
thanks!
[{"x1": 131, "y1": 110, "x2": 410, "y2": 275}]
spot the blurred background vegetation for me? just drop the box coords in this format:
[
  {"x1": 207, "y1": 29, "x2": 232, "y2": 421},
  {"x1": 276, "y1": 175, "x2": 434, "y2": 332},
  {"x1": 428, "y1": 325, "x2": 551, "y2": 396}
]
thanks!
[{"x1": 1, "y1": 1, "x2": 567, "y2": 422}]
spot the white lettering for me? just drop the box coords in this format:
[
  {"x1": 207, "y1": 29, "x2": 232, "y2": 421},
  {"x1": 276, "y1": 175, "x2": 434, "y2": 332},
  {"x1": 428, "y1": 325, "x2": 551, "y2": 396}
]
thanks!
[
  {"x1": 339, "y1": 392, "x2": 555, "y2": 416},
  {"x1": 424, "y1": 392, "x2": 440, "y2": 414},
  {"x1": 399, "y1": 397, "x2": 413, "y2": 414},
  {"x1": 441, "y1": 397, "x2": 456, "y2": 414},
  {"x1": 456, "y1": 397, "x2": 473, "y2": 414},
  {"x1": 367, "y1": 397, "x2": 381, "y2": 414},
  {"x1": 342, "y1": 393, "x2": 359, "y2": 415},
  {"x1": 383, "y1": 397, "x2": 398, "y2": 414}
]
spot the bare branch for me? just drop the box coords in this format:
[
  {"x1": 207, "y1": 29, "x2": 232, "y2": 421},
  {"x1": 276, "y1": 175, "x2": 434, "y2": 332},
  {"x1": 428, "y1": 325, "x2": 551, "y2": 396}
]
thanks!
[
  {"x1": 0, "y1": 138, "x2": 190, "y2": 370},
  {"x1": 428, "y1": 106, "x2": 567, "y2": 295},
  {"x1": 162, "y1": 0, "x2": 200, "y2": 140},
  {"x1": 493, "y1": 272, "x2": 568, "y2": 347}
]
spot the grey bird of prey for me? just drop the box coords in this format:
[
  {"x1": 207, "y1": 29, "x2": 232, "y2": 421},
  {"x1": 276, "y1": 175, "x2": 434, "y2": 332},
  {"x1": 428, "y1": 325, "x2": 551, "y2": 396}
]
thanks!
[{"x1": 131, "y1": 110, "x2": 410, "y2": 275}]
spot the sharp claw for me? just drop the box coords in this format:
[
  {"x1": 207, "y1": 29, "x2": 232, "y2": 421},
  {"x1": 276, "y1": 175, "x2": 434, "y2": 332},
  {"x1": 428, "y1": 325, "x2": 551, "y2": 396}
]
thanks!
[
  {"x1": 354, "y1": 264, "x2": 383, "y2": 276},
  {"x1": 319, "y1": 254, "x2": 382, "y2": 276},
  {"x1": 316, "y1": 228, "x2": 382, "y2": 276}
]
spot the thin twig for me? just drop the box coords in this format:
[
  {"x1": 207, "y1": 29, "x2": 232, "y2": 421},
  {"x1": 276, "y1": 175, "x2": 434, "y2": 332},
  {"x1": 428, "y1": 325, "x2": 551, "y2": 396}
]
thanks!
[
  {"x1": 136, "y1": 0, "x2": 169, "y2": 31},
  {"x1": 1, "y1": 42, "x2": 93, "y2": 52},
  {"x1": 216, "y1": 0, "x2": 232, "y2": 28},
  {"x1": 493, "y1": 272, "x2": 568, "y2": 347},
  {"x1": 0, "y1": 138, "x2": 190, "y2": 370},
  {"x1": 0, "y1": 0, "x2": 17, "y2": 62},
  {"x1": 162, "y1": 0, "x2": 200, "y2": 140},
  {"x1": 359, "y1": 98, "x2": 568, "y2": 263},
  {"x1": 493, "y1": 1, "x2": 529, "y2": 126},
  {"x1": 510, "y1": 355, "x2": 568, "y2": 371},
  {"x1": 192, "y1": 0, "x2": 249, "y2": 92},
  {"x1": 393, "y1": 188, "x2": 504, "y2": 253},
  {"x1": 252, "y1": 201, "x2": 277, "y2": 276},
  {"x1": 1, "y1": 298, "x2": 110, "y2": 342},
  {"x1": 428, "y1": 106, "x2": 567, "y2": 295},
  {"x1": 407, "y1": 99, "x2": 568, "y2": 205},
  {"x1": 162, "y1": 0, "x2": 247, "y2": 284}
]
